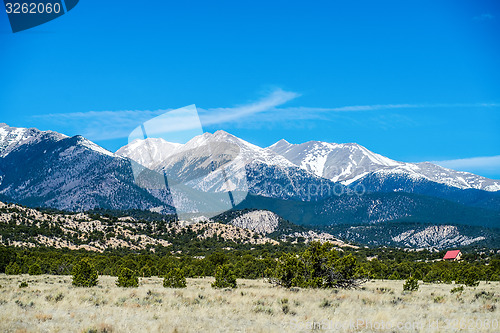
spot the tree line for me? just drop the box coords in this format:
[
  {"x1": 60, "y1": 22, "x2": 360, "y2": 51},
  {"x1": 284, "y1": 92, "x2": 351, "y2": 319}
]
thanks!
[{"x1": 1, "y1": 244, "x2": 499, "y2": 287}]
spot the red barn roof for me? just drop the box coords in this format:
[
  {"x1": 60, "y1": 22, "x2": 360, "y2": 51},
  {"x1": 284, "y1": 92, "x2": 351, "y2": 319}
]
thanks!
[{"x1": 443, "y1": 250, "x2": 461, "y2": 260}]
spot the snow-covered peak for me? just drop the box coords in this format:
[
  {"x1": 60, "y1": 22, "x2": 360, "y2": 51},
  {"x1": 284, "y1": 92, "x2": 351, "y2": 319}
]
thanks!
[
  {"x1": 74, "y1": 136, "x2": 116, "y2": 158},
  {"x1": 116, "y1": 137, "x2": 181, "y2": 168},
  {"x1": 115, "y1": 131, "x2": 500, "y2": 192},
  {"x1": 120, "y1": 131, "x2": 297, "y2": 169},
  {"x1": 268, "y1": 137, "x2": 499, "y2": 191},
  {"x1": 268, "y1": 138, "x2": 292, "y2": 152},
  {"x1": 268, "y1": 139, "x2": 402, "y2": 182},
  {"x1": 0, "y1": 123, "x2": 67, "y2": 157},
  {"x1": 182, "y1": 130, "x2": 247, "y2": 151},
  {"x1": 188, "y1": 131, "x2": 295, "y2": 167}
]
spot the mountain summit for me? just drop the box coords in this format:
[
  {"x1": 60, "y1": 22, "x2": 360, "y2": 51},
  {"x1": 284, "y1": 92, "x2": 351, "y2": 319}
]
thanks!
[
  {"x1": 116, "y1": 130, "x2": 499, "y2": 193},
  {"x1": 267, "y1": 139, "x2": 499, "y2": 192}
]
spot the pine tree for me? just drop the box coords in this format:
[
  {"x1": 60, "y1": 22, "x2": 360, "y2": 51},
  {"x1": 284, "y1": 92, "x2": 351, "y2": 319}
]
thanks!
[
  {"x1": 269, "y1": 242, "x2": 366, "y2": 289},
  {"x1": 140, "y1": 265, "x2": 152, "y2": 278},
  {"x1": 212, "y1": 265, "x2": 237, "y2": 289},
  {"x1": 163, "y1": 268, "x2": 187, "y2": 288},
  {"x1": 116, "y1": 267, "x2": 139, "y2": 287},
  {"x1": 403, "y1": 276, "x2": 419, "y2": 291},
  {"x1": 72, "y1": 259, "x2": 98, "y2": 287}
]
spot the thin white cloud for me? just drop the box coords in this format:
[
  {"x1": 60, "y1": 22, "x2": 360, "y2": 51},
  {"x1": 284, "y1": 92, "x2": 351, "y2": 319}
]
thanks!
[
  {"x1": 219, "y1": 102, "x2": 499, "y2": 128},
  {"x1": 474, "y1": 13, "x2": 494, "y2": 21},
  {"x1": 198, "y1": 88, "x2": 300, "y2": 125},
  {"x1": 32, "y1": 88, "x2": 499, "y2": 141},
  {"x1": 273, "y1": 102, "x2": 499, "y2": 114},
  {"x1": 32, "y1": 88, "x2": 300, "y2": 141},
  {"x1": 432, "y1": 155, "x2": 500, "y2": 175}
]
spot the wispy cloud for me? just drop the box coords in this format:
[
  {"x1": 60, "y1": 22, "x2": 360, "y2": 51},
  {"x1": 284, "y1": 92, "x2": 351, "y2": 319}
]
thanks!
[
  {"x1": 432, "y1": 155, "x2": 500, "y2": 177},
  {"x1": 216, "y1": 102, "x2": 499, "y2": 128},
  {"x1": 473, "y1": 13, "x2": 494, "y2": 21},
  {"x1": 32, "y1": 88, "x2": 500, "y2": 142},
  {"x1": 198, "y1": 88, "x2": 300, "y2": 125},
  {"x1": 33, "y1": 88, "x2": 300, "y2": 141}
]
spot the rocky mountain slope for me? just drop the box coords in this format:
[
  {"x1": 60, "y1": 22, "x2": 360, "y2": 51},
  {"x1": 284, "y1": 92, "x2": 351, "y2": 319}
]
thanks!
[
  {"x1": 0, "y1": 201, "x2": 279, "y2": 252},
  {"x1": 235, "y1": 193, "x2": 500, "y2": 229},
  {"x1": 213, "y1": 208, "x2": 354, "y2": 246},
  {"x1": 0, "y1": 124, "x2": 175, "y2": 213},
  {"x1": 328, "y1": 222, "x2": 500, "y2": 249}
]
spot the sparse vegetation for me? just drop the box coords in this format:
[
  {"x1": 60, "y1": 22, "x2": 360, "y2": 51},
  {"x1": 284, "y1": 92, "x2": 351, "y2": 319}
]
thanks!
[{"x1": 0, "y1": 275, "x2": 498, "y2": 332}]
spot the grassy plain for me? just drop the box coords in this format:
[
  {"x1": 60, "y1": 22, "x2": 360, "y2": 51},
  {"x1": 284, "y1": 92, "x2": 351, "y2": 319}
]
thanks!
[{"x1": 0, "y1": 274, "x2": 498, "y2": 332}]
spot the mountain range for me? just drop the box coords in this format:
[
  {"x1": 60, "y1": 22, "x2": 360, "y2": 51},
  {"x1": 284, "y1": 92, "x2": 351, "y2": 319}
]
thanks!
[{"x1": 0, "y1": 122, "x2": 499, "y2": 248}]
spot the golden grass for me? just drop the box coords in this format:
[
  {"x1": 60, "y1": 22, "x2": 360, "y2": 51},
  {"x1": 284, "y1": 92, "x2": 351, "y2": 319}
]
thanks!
[{"x1": 0, "y1": 274, "x2": 498, "y2": 332}]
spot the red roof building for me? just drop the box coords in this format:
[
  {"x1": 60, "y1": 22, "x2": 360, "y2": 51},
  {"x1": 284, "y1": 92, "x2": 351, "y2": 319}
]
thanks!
[{"x1": 443, "y1": 250, "x2": 462, "y2": 261}]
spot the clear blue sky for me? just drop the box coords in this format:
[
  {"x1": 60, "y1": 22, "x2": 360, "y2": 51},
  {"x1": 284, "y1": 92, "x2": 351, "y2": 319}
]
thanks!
[{"x1": 1, "y1": 0, "x2": 499, "y2": 178}]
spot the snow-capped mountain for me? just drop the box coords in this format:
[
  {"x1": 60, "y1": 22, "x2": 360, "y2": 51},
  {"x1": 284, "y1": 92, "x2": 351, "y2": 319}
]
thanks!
[
  {"x1": 117, "y1": 130, "x2": 341, "y2": 201},
  {"x1": 0, "y1": 123, "x2": 498, "y2": 230},
  {"x1": 116, "y1": 138, "x2": 182, "y2": 170},
  {"x1": 268, "y1": 139, "x2": 500, "y2": 192},
  {"x1": 0, "y1": 124, "x2": 173, "y2": 212},
  {"x1": 269, "y1": 139, "x2": 399, "y2": 184},
  {"x1": 0, "y1": 123, "x2": 67, "y2": 158},
  {"x1": 116, "y1": 130, "x2": 499, "y2": 213},
  {"x1": 118, "y1": 131, "x2": 298, "y2": 172}
]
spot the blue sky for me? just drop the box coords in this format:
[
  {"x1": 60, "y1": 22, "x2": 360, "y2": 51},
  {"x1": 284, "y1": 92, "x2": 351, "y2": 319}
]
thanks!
[{"x1": 1, "y1": 0, "x2": 499, "y2": 179}]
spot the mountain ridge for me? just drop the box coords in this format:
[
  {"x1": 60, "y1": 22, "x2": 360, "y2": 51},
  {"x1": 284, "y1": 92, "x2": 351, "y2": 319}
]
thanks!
[
  {"x1": 117, "y1": 129, "x2": 499, "y2": 194},
  {"x1": 0, "y1": 123, "x2": 498, "y2": 235}
]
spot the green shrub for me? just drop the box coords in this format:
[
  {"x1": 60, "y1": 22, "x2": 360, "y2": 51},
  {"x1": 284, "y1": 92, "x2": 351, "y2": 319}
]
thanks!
[
  {"x1": 116, "y1": 267, "x2": 139, "y2": 287},
  {"x1": 28, "y1": 263, "x2": 42, "y2": 275},
  {"x1": 5, "y1": 262, "x2": 21, "y2": 275},
  {"x1": 403, "y1": 276, "x2": 419, "y2": 292},
  {"x1": 475, "y1": 291, "x2": 495, "y2": 300},
  {"x1": 450, "y1": 285, "x2": 464, "y2": 294},
  {"x1": 72, "y1": 259, "x2": 98, "y2": 287},
  {"x1": 433, "y1": 295, "x2": 445, "y2": 303},
  {"x1": 212, "y1": 265, "x2": 237, "y2": 289},
  {"x1": 163, "y1": 268, "x2": 186, "y2": 288},
  {"x1": 19, "y1": 281, "x2": 28, "y2": 288},
  {"x1": 269, "y1": 242, "x2": 365, "y2": 289},
  {"x1": 320, "y1": 299, "x2": 332, "y2": 308}
]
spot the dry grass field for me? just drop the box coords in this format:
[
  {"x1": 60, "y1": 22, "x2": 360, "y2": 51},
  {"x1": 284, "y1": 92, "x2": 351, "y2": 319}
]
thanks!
[{"x1": 0, "y1": 274, "x2": 498, "y2": 332}]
